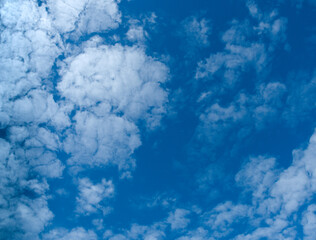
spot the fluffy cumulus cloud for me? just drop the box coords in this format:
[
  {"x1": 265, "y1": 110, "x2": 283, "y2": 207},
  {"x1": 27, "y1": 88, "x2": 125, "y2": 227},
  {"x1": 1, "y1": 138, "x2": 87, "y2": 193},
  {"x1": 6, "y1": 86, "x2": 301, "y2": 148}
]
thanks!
[
  {"x1": 76, "y1": 178, "x2": 114, "y2": 215},
  {"x1": 167, "y1": 208, "x2": 191, "y2": 230},
  {"x1": 172, "y1": 130, "x2": 316, "y2": 239},
  {"x1": 58, "y1": 44, "x2": 168, "y2": 175},
  {"x1": 0, "y1": 1, "x2": 65, "y2": 238},
  {"x1": 302, "y1": 205, "x2": 316, "y2": 240},
  {"x1": 234, "y1": 130, "x2": 316, "y2": 239},
  {"x1": 126, "y1": 13, "x2": 157, "y2": 43},
  {"x1": 46, "y1": 0, "x2": 121, "y2": 35},
  {"x1": 0, "y1": 0, "x2": 169, "y2": 238}
]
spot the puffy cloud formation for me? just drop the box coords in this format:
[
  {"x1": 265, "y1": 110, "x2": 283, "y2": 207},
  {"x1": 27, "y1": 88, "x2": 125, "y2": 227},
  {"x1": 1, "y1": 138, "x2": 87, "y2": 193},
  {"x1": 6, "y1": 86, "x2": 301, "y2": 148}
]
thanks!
[
  {"x1": 46, "y1": 0, "x2": 121, "y2": 35},
  {"x1": 0, "y1": 1, "x2": 65, "y2": 239},
  {"x1": 76, "y1": 178, "x2": 114, "y2": 215},
  {"x1": 167, "y1": 208, "x2": 191, "y2": 230},
  {"x1": 0, "y1": 145, "x2": 54, "y2": 239},
  {"x1": 126, "y1": 13, "x2": 157, "y2": 43},
  {"x1": 177, "y1": 130, "x2": 316, "y2": 239},
  {"x1": 58, "y1": 44, "x2": 168, "y2": 121},
  {"x1": 58, "y1": 44, "x2": 168, "y2": 175},
  {"x1": 0, "y1": 0, "x2": 168, "y2": 238},
  {"x1": 43, "y1": 227, "x2": 98, "y2": 240},
  {"x1": 302, "y1": 205, "x2": 316, "y2": 240}
]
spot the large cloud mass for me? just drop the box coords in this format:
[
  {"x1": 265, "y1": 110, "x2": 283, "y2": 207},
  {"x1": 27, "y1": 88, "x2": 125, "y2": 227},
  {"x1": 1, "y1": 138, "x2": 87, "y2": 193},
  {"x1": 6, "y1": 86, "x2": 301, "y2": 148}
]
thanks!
[
  {"x1": 0, "y1": 0, "x2": 168, "y2": 238},
  {"x1": 58, "y1": 44, "x2": 168, "y2": 175}
]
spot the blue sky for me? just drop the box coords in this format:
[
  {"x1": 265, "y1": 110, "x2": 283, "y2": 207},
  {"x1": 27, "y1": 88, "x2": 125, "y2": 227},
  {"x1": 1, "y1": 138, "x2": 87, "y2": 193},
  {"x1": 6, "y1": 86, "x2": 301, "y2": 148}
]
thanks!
[{"x1": 0, "y1": 0, "x2": 316, "y2": 239}]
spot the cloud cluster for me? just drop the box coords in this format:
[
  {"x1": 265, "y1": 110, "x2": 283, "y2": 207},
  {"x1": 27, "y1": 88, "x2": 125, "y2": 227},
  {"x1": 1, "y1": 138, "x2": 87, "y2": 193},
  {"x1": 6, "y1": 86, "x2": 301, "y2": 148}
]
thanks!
[
  {"x1": 0, "y1": 0, "x2": 169, "y2": 238},
  {"x1": 193, "y1": 81, "x2": 288, "y2": 163},
  {"x1": 302, "y1": 205, "x2": 316, "y2": 240},
  {"x1": 76, "y1": 178, "x2": 114, "y2": 215},
  {"x1": 188, "y1": 2, "x2": 292, "y2": 167},
  {"x1": 180, "y1": 16, "x2": 211, "y2": 48},
  {"x1": 58, "y1": 44, "x2": 168, "y2": 175},
  {"x1": 0, "y1": 1, "x2": 66, "y2": 238},
  {"x1": 107, "y1": 129, "x2": 314, "y2": 240},
  {"x1": 46, "y1": 0, "x2": 121, "y2": 35},
  {"x1": 191, "y1": 3, "x2": 315, "y2": 165},
  {"x1": 196, "y1": 2, "x2": 287, "y2": 85},
  {"x1": 104, "y1": 223, "x2": 166, "y2": 240},
  {"x1": 99, "y1": 208, "x2": 193, "y2": 239},
  {"x1": 167, "y1": 208, "x2": 191, "y2": 230},
  {"x1": 43, "y1": 227, "x2": 98, "y2": 240},
  {"x1": 176, "y1": 130, "x2": 316, "y2": 239}
]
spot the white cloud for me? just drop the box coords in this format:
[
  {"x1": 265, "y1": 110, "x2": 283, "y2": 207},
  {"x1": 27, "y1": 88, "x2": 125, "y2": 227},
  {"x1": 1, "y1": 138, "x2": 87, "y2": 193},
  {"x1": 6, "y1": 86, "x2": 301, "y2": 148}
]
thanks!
[
  {"x1": 196, "y1": 42, "x2": 266, "y2": 84},
  {"x1": 76, "y1": 178, "x2": 114, "y2": 215},
  {"x1": 58, "y1": 45, "x2": 168, "y2": 118},
  {"x1": 180, "y1": 130, "x2": 316, "y2": 239},
  {"x1": 126, "y1": 13, "x2": 158, "y2": 44},
  {"x1": 92, "y1": 218, "x2": 104, "y2": 231},
  {"x1": 58, "y1": 44, "x2": 168, "y2": 175},
  {"x1": 194, "y1": 94, "x2": 248, "y2": 151},
  {"x1": 0, "y1": 0, "x2": 117, "y2": 238},
  {"x1": 201, "y1": 103, "x2": 245, "y2": 123},
  {"x1": 195, "y1": 3, "x2": 287, "y2": 85},
  {"x1": 235, "y1": 156, "x2": 279, "y2": 201},
  {"x1": 47, "y1": 0, "x2": 121, "y2": 35},
  {"x1": 105, "y1": 223, "x2": 166, "y2": 240},
  {"x1": 176, "y1": 227, "x2": 210, "y2": 240},
  {"x1": 43, "y1": 227, "x2": 98, "y2": 240},
  {"x1": 15, "y1": 197, "x2": 54, "y2": 239},
  {"x1": 127, "y1": 25, "x2": 147, "y2": 43},
  {"x1": 167, "y1": 209, "x2": 191, "y2": 230},
  {"x1": 0, "y1": 0, "x2": 169, "y2": 238},
  {"x1": 206, "y1": 201, "x2": 250, "y2": 238},
  {"x1": 64, "y1": 110, "x2": 140, "y2": 174},
  {"x1": 127, "y1": 224, "x2": 166, "y2": 240},
  {"x1": 181, "y1": 16, "x2": 211, "y2": 48},
  {"x1": 0, "y1": 164, "x2": 54, "y2": 240},
  {"x1": 0, "y1": 137, "x2": 55, "y2": 240},
  {"x1": 193, "y1": 80, "x2": 289, "y2": 165},
  {"x1": 233, "y1": 130, "x2": 316, "y2": 239},
  {"x1": 302, "y1": 205, "x2": 316, "y2": 240}
]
